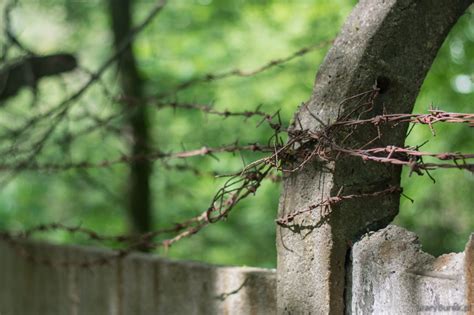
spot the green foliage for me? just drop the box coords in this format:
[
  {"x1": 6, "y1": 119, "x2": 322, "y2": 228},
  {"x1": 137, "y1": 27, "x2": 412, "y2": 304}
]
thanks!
[
  {"x1": 0, "y1": 1, "x2": 472, "y2": 267},
  {"x1": 396, "y1": 11, "x2": 474, "y2": 256}
]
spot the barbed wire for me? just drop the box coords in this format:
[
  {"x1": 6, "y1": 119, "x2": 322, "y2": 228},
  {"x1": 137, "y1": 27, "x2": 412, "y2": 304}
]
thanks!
[
  {"x1": 0, "y1": 39, "x2": 330, "y2": 167},
  {"x1": 0, "y1": 162, "x2": 273, "y2": 267},
  {"x1": 0, "y1": 142, "x2": 273, "y2": 172},
  {"x1": 332, "y1": 109, "x2": 474, "y2": 136},
  {"x1": 1, "y1": 98, "x2": 471, "y2": 268},
  {"x1": 144, "y1": 40, "x2": 333, "y2": 102},
  {"x1": 0, "y1": 0, "x2": 169, "y2": 161},
  {"x1": 0, "y1": 1, "x2": 472, "y2": 270},
  {"x1": 49, "y1": 41, "x2": 332, "y2": 147},
  {"x1": 276, "y1": 185, "x2": 403, "y2": 226}
]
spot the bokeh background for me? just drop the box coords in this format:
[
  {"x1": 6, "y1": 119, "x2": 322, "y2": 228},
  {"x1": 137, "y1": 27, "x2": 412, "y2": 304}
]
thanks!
[{"x1": 0, "y1": 0, "x2": 472, "y2": 268}]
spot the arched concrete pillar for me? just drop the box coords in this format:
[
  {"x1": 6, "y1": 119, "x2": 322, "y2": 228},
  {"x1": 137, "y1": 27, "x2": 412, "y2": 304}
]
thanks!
[{"x1": 277, "y1": 1, "x2": 472, "y2": 313}]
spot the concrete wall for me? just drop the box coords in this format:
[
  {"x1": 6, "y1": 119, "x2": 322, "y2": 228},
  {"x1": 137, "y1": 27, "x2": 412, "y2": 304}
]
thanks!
[
  {"x1": 0, "y1": 241, "x2": 276, "y2": 315},
  {"x1": 0, "y1": 225, "x2": 470, "y2": 314},
  {"x1": 348, "y1": 225, "x2": 468, "y2": 314}
]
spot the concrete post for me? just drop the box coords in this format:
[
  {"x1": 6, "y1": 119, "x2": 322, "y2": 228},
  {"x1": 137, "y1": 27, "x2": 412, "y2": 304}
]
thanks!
[{"x1": 276, "y1": 0, "x2": 472, "y2": 313}]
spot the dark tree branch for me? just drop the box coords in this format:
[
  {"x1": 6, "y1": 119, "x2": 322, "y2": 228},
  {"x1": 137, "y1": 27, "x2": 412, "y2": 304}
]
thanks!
[{"x1": 0, "y1": 54, "x2": 77, "y2": 101}]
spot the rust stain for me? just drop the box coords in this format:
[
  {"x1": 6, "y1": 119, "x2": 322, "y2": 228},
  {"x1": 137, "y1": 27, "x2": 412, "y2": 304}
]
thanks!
[{"x1": 432, "y1": 253, "x2": 454, "y2": 271}]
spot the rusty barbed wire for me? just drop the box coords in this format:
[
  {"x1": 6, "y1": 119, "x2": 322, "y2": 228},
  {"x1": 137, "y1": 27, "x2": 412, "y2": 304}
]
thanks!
[
  {"x1": 276, "y1": 185, "x2": 403, "y2": 226},
  {"x1": 0, "y1": 38, "x2": 330, "y2": 166},
  {"x1": 0, "y1": 1, "x2": 472, "y2": 269},
  {"x1": 47, "y1": 102, "x2": 280, "y2": 151},
  {"x1": 145, "y1": 40, "x2": 333, "y2": 101},
  {"x1": 332, "y1": 109, "x2": 474, "y2": 136},
  {"x1": 313, "y1": 139, "x2": 474, "y2": 179},
  {"x1": 0, "y1": 162, "x2": 273, "y2": 267},
  {"x1": 0, "y1": 0, "x2": 169, "y2": 158},
  {"x1": 53, "y1": 40, "x2": 332, "y2": 147},
  {"x1": 0, "y1": 142, "x2": 273, "y2": 172},
  {"x1": 1, "y1": 99, "x2": 472, "y2": 267}
]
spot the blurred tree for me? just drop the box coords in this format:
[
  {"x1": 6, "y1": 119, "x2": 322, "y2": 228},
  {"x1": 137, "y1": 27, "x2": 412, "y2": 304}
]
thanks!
[
  {"x1": 0, "y1": 0, "x2": 471, "y2": 268},
  {"x1": 108, "y1": 0, "x2": 152, "y2": 235}
]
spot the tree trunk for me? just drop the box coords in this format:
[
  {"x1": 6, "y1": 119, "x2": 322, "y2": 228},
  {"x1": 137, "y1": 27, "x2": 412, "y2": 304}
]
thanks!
[
  {"x1": 276, "y1": 0, "x2": 472, "y2": 313},
  {"x1": 108, "y1": 0, "x2": 152, "y2": 235}
]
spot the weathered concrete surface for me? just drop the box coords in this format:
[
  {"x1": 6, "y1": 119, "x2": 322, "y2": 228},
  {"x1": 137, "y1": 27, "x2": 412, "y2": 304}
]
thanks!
[
  {"x1": 0, "y1": 226, "x2": 471, "y2": 314},
  {"x1": 348, "y1": 225, "x2": 466, "y2": 314},
  {"x1": 0, "y1": 241, "x2": 276, "y2": 315},
  {"x1": 277, "y1": 0, "x2": 471, "y2": 313},
  {"x1": 464, "y1": 234, "x2": 474, "y2": 314}
]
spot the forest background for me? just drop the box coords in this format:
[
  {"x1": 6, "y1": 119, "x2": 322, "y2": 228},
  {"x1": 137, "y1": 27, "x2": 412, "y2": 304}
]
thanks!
[{"x1": 0, "y1": 0, "x2": 472, "y2": 268}]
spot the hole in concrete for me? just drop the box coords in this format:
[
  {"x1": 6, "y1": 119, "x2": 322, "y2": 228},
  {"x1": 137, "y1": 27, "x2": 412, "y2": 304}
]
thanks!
[{"x1": 375, "y1": 76, "x2": 391, "y2": 94}]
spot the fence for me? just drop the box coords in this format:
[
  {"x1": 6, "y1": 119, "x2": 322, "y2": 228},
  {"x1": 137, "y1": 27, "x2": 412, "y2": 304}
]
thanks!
[
  {"x1": 0, "y1": 240, "x2": 276, "y2": 315},
  {"x1": 0, "y1": 0, "x2": 473, "y2": 314},
  {"x1": 0, "y1": 224, "x2": 470, "y2": 314}
]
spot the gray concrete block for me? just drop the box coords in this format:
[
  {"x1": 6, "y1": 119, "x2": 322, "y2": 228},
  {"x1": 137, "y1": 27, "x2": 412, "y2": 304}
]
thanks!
[
  {"x1": 348, "y1": 225, "x2": 465, "y2": 315},
  {"x1": 0, "y1": 241, "x2": 276, "y2": 315}
]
